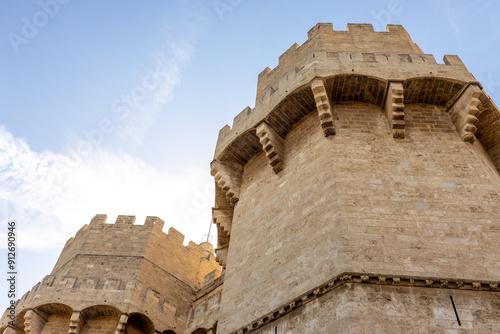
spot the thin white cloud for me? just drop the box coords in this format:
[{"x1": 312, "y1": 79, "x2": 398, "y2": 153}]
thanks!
[
  {"x1": 0, "y1": 2, "x2": 217, "y2": 252},
  {"x1": 0, "y1": 124, "x2": 215, "y2": 251},
  {"x1": 0, "y1": 33, "x2": 205, "y2": 251},
  {"x1": 114, "y1": 41, "x2": 195, "y2": 152}
]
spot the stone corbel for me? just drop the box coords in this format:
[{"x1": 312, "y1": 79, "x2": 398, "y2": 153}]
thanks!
[
  {"x1": 69, "y1": 311, "x2": 84, "y2": 334},
  {"x1": 311, "y1": 77, "x2": 336, "y2": 137},
  {"x1": 215, "y1": 245, "x2": 229, "y2": 269},
  {"x1": 385, "y1": 82, "x2": 405, "y2": 138},
  {"x1": 255, "y1": 121, "x2": 285, "y2": 173},
  {"x1": 114, "y1": 313, "x2": 129, "y2": 334},
  {"x1": 448, "y1": 83, "x2": 482, "y2": 143},
  {"x1": 3, "y1": 325, "x2": 25, "y2": 334},
  {"x1": 212, "y1": 207, "x2": 233, "y2": 236},
  {"x1": 210, "y1": 160, "x2": 243, "y2": 204},
  {"x1": 24, "y1": 309, "x2": 47, "y2": 334}
]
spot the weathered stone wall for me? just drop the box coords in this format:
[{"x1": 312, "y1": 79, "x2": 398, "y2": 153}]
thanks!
[
  {"x1": 80, "y1": 316, "x2": 117, "y2": 334},
  {"x1": 337, "y1": 103, "x2": 500, "y2": 279},
  {"x1": 186, "y1": 272, "x2": 224, "y2": 334},
  {"x1": 253, "y1": 283, "x2": 500, "y2": 333},
  {"x1": 39, "y1": 315, "x2": 70, "y2": 334},
  {"x1": 217, "y1": 104, "x2": 500, "y2": 333}
]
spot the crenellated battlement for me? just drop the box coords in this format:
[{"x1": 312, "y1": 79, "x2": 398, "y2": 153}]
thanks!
[
  {"x1": 53, "y1": 214, "x2": 168, "y2": 275},
  {"x1": 256, "y1": 22, "x2": 426, "y2": 100},
  {"x1": 54, "y1": 214, "x2": 219, "y2": 285},
  {"x1": 60, "y1": 215, "x2": 171, "y2": 255},
  {"x1": 86, "y1": 214, "x2": 165, "y2": 228},
  {"x1": 214, "y1": 24, "x2": 475, "y2": 163}
]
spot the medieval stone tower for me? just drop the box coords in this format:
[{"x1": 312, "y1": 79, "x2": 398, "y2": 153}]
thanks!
[{"x1": 2, "y1": 23, "x2": 500, "y2": 333}]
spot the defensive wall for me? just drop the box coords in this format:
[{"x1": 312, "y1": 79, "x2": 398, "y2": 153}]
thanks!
[{"x1": 0, "y1": 215, "x2": 221, "y2": 334}]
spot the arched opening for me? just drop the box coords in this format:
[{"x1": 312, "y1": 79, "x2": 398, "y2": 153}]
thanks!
[
  {"x1": 191, "y1": 328, "x2": 208, "y2": 334},
  {"x1": 124, "y1": 312, "x2": 156, "y2": 334},
  {"x1": 36, "y1": 303, "x2": 72, "y2": 334},
  {"x1": 264, "y1": 84, "x2": 317, "y2": 140},
  {"x1": 403, "y1": 76, "x2": 464, "y2": 107},
  {"x1": 325, "y1": 74, "x2": 387, "y2": 106},
  {"x1": 402, "y1": 77, "x2": 468, "y2": 140},
  {"x1": 80, "y1": 305, "x2": 122, "y2": 334}
]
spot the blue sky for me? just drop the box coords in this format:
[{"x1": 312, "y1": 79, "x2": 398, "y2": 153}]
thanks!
[{"x1": 1, "y1": 0, "x2": 500, "y2": 309}]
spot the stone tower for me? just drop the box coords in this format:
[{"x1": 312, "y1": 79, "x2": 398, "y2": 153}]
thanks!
[
  {"x1": 2, "y1": 23, "x2": 500, "y2": 334},
  {"x1": 0, "y1": 215, "x2": 221, "y2": 334},
  {"x1": 210, "y1": 23, "x2": 500, "y2": 333}
]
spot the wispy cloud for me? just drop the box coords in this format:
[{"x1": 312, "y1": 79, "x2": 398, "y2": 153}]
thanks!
[
  {"x1": 0, "y1": 1, "x2": 216, "y2": 252},
  {"x1": 0, "y1": 1, "x2": 218, "y2": 312},
  {"x1": 113, "y1": 41, "x2": 195, "y2": 152},
  {"x1": 0, "y1": 124, "x2": 214, "y2": 251},
  {"x1": 0, "y1": 10, "x2": 214, "y2": 251},
  {"x1": 60, "y1": 37, "x2": 196, "y2": 168}
]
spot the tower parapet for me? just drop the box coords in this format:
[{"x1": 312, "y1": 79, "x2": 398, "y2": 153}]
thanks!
[{"x1": 214, "y1": 23, "x2": 476, "y2": 162}]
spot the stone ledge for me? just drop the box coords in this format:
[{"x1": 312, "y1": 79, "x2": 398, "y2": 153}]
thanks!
[
  {"x1": 232, "y1": 272, "x2": 500, "y2": 334},
  {"x1": 196, "y1": 272, "x2": 225, "y2": 300}
]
